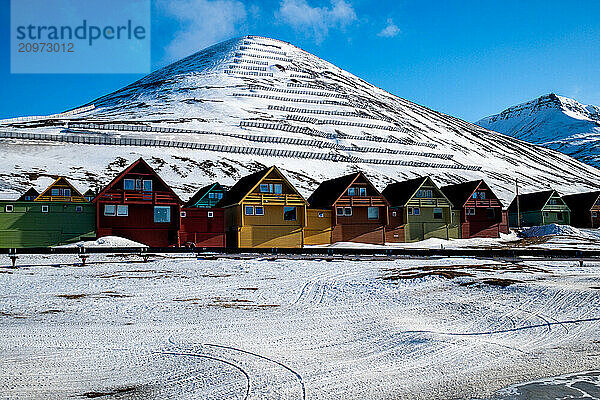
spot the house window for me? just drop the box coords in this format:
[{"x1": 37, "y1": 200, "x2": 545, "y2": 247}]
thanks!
[
  {"x1": 208, "y1": 211, "x2": 214, "y2": 218},
  {"x1": 255, "y1": 206, "x2": 264, "y2": 216},
  {"x1": 260, "y1": 184, "x2": 269, "y2": 193},
  {"x1": 51, "y1": 189, "x2": 59, "y2": 196},
  {"x1": 368, "y1": 207, "x2": 379, "y2": 219},
  {"x1": 117, "y1": 205, "x2": 128, "y2": 216},
  {"x1": 135, "y1": 179, "x2": 142, "y2": 191},
  {"x1": 413, "y1": 207, "x2": 420, "y2": 216},
  {"x1": 392, "y1": 211, "x2": 397, "y2": 217},
  {"x1": 466, "y1": 208, "x2": 475, "y2": 216},
  {"x1": 344, "y1": 207, "x2": 352, "y2": 216},
  {"x1": 208, "y1": 193, "x2": 215, "y2": 199},
  {"x1": 24, "y1": 196, "x2": 33, "y2": 201},
  {"x1": 143, "y1": 180, "x2": 152, "y2": 192},
  {"x1": 104, "y1": 204, "x2": 116, "y2": 216},
  {"x1": 64, "y1": 189, "x2": 71, "y2": 197},
  {"x1": 417, "y1": 190, "x2": 432, "y2": 198},
  {"x1": 557, "y1": 212, "x2": 563, "y2": 220},
  {"x1": 180, "y1": 211, "x2": 187, "y2": 218},
  {"x1": 408, "y1": 208, "x2": 413, "y2": 216},
  {"x1": 124, "y1": 179, "x2": 134, "y2": 190},
  {"x1": 336, "y1": 207, "x2": 344, "y2": 216},
  {"x1": 359, "y1": 187, "x2": 367, "y2": 196},
  {"x1": 217, "y1": 193, "x2": 224, "y2": 199},
  {"x1": 549, "y1": 199, "x2": 558, "y2": 205},
  {"x1": 348, "y1": 187, "x2": 356, "y2": 196},
  {"x1": 245, "y1": 206, "x2": 254, "y2": 215},
  {"x1": 543, "y1": 211, "x2": 549, "y2": 217},
  {"x1": 5, "y1": 205, "x2": 13, "y2": 213},
  {"x1": 433, "y1": 208, "x2": 443, "y2": 219},
  {"x1": 486, "y1": 208, "x2": 495, "y2": 219},
  {"x1": 593, "y1": 211, "x2": 598, "y2": 218},
  {"x1": 154, "y1": 206, "x2": 171, "y2": 223},
  {"x1": 41, "y1": 205, "x2": 49, "y2": 213},
  {"x1": 284, "y1": 206, "x2": 297, "y2": 221},
  {"x1": 75, "y1": 206, "x2": 83, "y2": 213},
  {"x1": 274, "y1": 184, "x2": 282, "y2": 194},
  {"x1": 318, "y1": 212, "x2": 324, "y2": 218}
]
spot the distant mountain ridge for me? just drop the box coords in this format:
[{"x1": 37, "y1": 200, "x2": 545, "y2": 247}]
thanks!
[{"x1": 476, "y1": 93, "x2": 600, "y2": 168}]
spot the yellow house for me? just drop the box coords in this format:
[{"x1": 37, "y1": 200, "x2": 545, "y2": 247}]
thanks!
[
  {"x1": 305, "y1": 208, "x2": 333, "y2": 245},
  {"x1": 217, "y1": 166, "x2": 308, "y2": 248},
  {"x1": 34, "y1": 177, "x2": 88, "y2": 203}
]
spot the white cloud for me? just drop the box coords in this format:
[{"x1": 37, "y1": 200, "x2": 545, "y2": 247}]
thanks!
[
  {"x1": 377, "y1": 18, "x2": 400, "y2": 38},
  {"x1": 276, "y1": 0, "x2": 357, "y2": 43},
  {"x1": 161, "y1": 0, "x2": 247, "y2": 62}
]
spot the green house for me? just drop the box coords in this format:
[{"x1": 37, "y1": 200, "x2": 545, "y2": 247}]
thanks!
[
  {"x1": 185, "y1": 183, "x2": 226, "y2": 208},
  {"x1": 382, "y1": 176, "x2": 460, "y2": 242},
  {"x1": 508, "y1": 189, "x2": 571, "y2": 227},
  {"x1": 0, "y1": 178, "x2": 96, "y2": 248}
]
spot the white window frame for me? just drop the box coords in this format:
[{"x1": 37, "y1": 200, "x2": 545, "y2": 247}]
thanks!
[
  {"x1": 392, "y1": 211, "x2": 397, "y2": 217},
  {"x1": 318, "y1": 212, "x2": 324, "y2": 218},
  {"x1": 41, "y1": 205, "x2": 49, "y2": 213},
  {"x1": 593, "y1": 211, "x2": 598, "y2": 218},
  {"x1": 143, "y1": 180, "x2": 152, "y2": 192},
  {"x1": 336, "y1": 207, "x2": 344, "y2": 216},
  {"x1": 359, "y1": 187, "x2": 367, "y2": 197},
  {"x1": 104, "y1": 204, "x2": 116, "y2": 216},
  {"x1": 51, "y1": 188, "x2": 59, "y2": 196},
  {"x1": 255, "y1": 206, "x2": 264, "y2": 216},
  {"x1": 348, "y1": 187, "x2": 356, "y2": 196},
  {"x1": 245, "y1": 205, "x2": 254, "y2": 215},
  {"x1": 367, "y1": 206, "x2": 379, "y2": 220},
  {"x1": 413, "y1": 207, "x2": 421, "y2": 216},
  {"x1": 260, "y1": 184, "x2": 269, "y2": 193},
  {"x1": 5, "y1": 205, "x2": 13, "y2": 213},
  {"x1": 274, "y1": 184, "x2": 282, "y2": 194},
  {"x1": 154, "y1": 206, "x2": 171, "y2": 223},
  {"x1": 124, "y1": 179, "x2": 135, "y2": 190},
  {"x1": 466, "y1": 208, "x2": 475, "y2": 216},
  {"x1": 433, "y1": 207, "x2": 443, "y2": 219},
  {"x1": 135, "y1": 179, "x2": 142, "y2": 191},
  {"x1": 180, "y1": 211, "x2": 187, "y2": 218},
  {"x1": 117, "y1": 205, "x2": 129, "y2": 217},
  {"x1": 344, "y1": 207, "x2": 352, "y2": 216},
  {"x1": 408, "y1": 208, "x2": 413, "y2": 216},
  {"x1": 207, "y1": 211, "x2": 214, "y2": 218},
  {"x1": 75, "y1": 206, "x2": 83, "y2": 213}
]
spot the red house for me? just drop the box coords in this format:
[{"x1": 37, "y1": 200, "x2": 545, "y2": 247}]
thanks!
[
  {"x1": 94, "y1": 158, "x2": 183, "y2": 247},
  {"x1": 441, "y1": 179, "x2": 508, "y2": 238},
  {"x1": 179, "y1": 183, "x2": 226, "y2": 248}
]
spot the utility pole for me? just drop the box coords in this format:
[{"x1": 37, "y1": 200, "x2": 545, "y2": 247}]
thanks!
[{"x1": 515, "y1": 178, "x2": 521, "y2": 229}]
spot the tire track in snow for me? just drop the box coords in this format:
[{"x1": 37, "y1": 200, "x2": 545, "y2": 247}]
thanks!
[{"x1": 159, "y1": 351, "x2": 251, "y2": 400}]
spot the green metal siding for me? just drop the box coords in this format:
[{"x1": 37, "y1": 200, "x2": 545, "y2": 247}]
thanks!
[
  {"x1": 0, "y1": 201, "x2": 96, "y2": 248},
  {"x1": 402, "y1": 196, "x2": 459, "y2": 242}
]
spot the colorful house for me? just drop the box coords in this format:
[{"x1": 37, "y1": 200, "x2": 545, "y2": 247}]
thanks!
[
  {"x1": 441, "y1": 180, "x2": 508, "y2": 238},
  {"x1": 17, "y1": 188, "x2": 39, "y2": 201},
  {"x1": 508, "y1": 189, "x2": 570, "y2": 227},
  {"x1": 382, "y1": 176, "x2": 458, "y2": 242},
  {"x1": 0, "y1": 178, "x2": 95, "y2": 248},
  {"x1": 179, "y1": 183, "x2": 226, "y2": 247},
  {"x1": 93, "y1": 158, "x2": 183, "y2": 247},
  {"x1": 562, "y1": 191, "x2": 600, "y2": 228},
  {"x1": 307, "y1": 172, "x2": 389, "y2": 245},
  {"x1": 217, "y1": 166, "x2": 308, "y2": 248}
]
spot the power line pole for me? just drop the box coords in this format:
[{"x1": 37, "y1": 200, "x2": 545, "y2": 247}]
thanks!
[{"x1": 515, "y1": 178, "x2": 521, "y2": 229}]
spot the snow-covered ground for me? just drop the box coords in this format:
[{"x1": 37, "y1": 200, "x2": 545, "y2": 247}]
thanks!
[{"x1": 1, "y1": 252, "x2": 600, "y2": 399}]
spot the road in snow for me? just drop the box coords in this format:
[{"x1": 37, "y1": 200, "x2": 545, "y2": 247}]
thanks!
[{"x1": 1, "y1": 252, "x2": 600, "y2": 399}]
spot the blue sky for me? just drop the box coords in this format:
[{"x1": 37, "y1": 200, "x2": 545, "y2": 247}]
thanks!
[{"x1": 1, "y1": 0, "x2": 599, "y2": 121}]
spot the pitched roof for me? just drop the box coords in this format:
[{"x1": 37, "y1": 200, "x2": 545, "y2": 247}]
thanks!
[
  {"x1": 94, "y1": 158, "x2": 182, "y2": 204},
  {"x1": 508, "y1": 190, "x2": 555, "y2": 213},
  {"x1": 17, "y1": 187, "x2": 39, "y2": 201},
  {"x1": 382, "y1": 176, "x2": 428, "y2": 207},
  {"x1": 440, "y1": 180, "x2": 482, "y2": 208},
  {"x1": 562, "y1": 191, "x2": 600, "y2": 211},
  {"x1": 185, "y1": 182, "x2": 223, "y2": 207},
  {"x1": 216, "y1": 167, "x2": 271, "y2": 208},
  {"x1": 36, "y1": 177, "x2": 87, "y2": 202},
  {"x1": 308, "y1": 172, "x2": 361, "y2": 208}
]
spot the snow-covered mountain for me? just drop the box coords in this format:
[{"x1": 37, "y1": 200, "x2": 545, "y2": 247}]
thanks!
[
  {"x1": 1, "y1": 36, "x2": 600, "y2": 205},
  {"x1": 476, "y1": 93, "x2": 600, "y2": 168}
]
